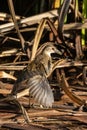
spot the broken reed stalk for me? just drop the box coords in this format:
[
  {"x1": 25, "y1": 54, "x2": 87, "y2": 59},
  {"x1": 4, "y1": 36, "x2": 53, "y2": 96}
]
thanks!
[
  {"x1": 7, "y1": 0, "x2": 25, "y2": 51},
  {"x1": 31, "y1": 19, "x2": 47, "y2": 61},
  {"x1": 60, "y1": 69, "x2": 86, "y2": 106},
  {"x1": 0, "y1": 71, "x2": 16, "y2": 80}
]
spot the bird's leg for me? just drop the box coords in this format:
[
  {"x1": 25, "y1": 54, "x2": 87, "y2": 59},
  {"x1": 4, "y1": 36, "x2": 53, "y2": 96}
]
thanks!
[
  {"x1": 13, "y1": 99, "x2": 31, "y2": 124},
  {"x1": 28, "y1": 92, "x2": 32, "y2": 108},
  {"x1": 0, "y1": 95, "x2": 31, "y2": 124},
  {"x1": 20, "y1": 103, "x2": 32, "y2": 124}
]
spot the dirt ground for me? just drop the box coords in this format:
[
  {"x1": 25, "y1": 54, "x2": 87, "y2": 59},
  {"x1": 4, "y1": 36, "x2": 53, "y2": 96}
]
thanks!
[{"x1": 0, "y1": 81, "x2": 87, "y2": 130}]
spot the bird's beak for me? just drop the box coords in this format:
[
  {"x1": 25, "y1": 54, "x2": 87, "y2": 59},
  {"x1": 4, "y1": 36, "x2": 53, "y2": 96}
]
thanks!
[{"x1": 54, "y1": 48, "x2": 62, "y2": 55}]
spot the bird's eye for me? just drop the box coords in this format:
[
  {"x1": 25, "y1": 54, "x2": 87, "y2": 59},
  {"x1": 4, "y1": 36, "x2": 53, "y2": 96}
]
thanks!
[{"x1": 52, "y1": 47, "x2": 55, "y2": 50}]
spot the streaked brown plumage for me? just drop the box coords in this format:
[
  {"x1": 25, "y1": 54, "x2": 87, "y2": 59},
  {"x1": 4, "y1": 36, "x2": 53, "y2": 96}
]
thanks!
[{"x1": 11, "y1": 43, "x2": 62, "y2": 107}]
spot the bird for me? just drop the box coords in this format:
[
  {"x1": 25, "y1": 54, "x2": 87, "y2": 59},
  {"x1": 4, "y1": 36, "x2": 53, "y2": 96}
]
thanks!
[
  {"x1": 0, "y1": 42, "x2": 62, "y2": 123},
  {"x1": 11, "y1": 42, "x2": 62, "y2": 107},
  {"x1": 11, "y1": 42, "x2": 61, "y2": 107}
]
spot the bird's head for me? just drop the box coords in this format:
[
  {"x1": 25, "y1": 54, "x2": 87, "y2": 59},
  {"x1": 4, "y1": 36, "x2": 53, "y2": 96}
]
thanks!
[{"x1": 42, "y1": 44, "x2": 62, "y2": 56}]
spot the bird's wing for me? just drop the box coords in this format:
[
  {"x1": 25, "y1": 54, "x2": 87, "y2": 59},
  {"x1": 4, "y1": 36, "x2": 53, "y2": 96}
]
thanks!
[
  {"x1": 11, "y1": 79, "x2": 29, "y2": 95},
  {"x1": 28, "y1": 74, "x2": 54, "y2": 107},
  {"x1": 11, "y1": 68, "x2": 54, "y2": 107},
  {"x1": 11, "y1": 68, "x2": 35, "y2": 95}
]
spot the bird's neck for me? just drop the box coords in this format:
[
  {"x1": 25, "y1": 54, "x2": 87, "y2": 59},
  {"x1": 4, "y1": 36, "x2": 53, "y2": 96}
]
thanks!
[{"x1": 42, "y1": 53, "x2": 52, "y2": 76}]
